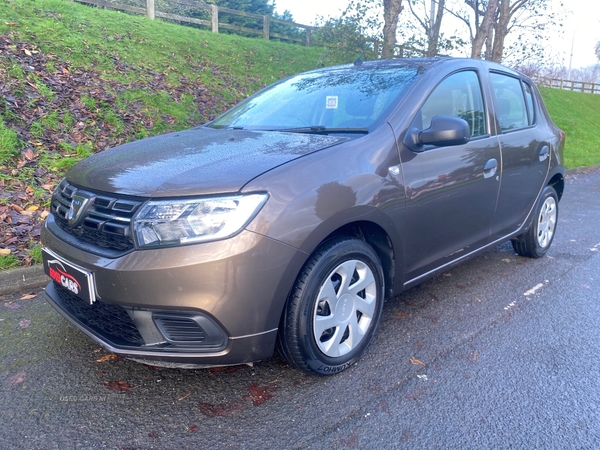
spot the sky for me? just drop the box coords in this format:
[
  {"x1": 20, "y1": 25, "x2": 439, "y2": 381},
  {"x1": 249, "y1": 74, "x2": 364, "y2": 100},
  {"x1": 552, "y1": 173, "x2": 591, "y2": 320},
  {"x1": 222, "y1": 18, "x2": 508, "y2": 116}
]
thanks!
[{"x1": 273, "y1": 0, "x2": 600, "y2": 69}]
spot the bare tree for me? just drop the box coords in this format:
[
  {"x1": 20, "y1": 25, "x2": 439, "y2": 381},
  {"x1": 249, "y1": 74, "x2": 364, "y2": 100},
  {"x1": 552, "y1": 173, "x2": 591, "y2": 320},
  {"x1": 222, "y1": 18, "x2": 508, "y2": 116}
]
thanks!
[
  {"x1": 490, "y1": 0, "x2": 556, "y2": 62},
  {"x1": 382, "y1": 0, "x2": 404, "y2": 58},
  {"x1": 596, "y1": 41, "x2": 600, "y2": 61},
  {"x1": 463, "y1": 0, "x2": 500, "y2": 59},
  {"x1": 448, "y1": 0, "x2": 559, "y2": 63},
  {"x1": 407, "y1": 0, "x2": 447, "y2": 56}
]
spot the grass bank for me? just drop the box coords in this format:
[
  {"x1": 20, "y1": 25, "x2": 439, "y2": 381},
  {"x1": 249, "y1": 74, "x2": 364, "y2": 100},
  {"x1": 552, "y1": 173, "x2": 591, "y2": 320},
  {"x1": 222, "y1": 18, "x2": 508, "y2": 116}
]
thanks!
[{"x1": 539, "y1": 87, "x2": 600, "y2": 169}]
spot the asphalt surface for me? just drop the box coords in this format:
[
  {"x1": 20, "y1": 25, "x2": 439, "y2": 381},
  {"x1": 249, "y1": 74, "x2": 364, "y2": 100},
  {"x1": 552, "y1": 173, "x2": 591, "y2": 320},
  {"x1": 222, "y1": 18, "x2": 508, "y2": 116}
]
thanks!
[{"x1": 1, "y1": 168, "x2": 599, "y2": 449}]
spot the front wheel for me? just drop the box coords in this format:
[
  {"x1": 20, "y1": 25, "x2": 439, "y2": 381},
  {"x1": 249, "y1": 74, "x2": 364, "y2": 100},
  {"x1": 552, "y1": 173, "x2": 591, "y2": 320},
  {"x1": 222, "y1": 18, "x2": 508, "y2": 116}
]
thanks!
[
  {"x1": 512, "y1": 185, "x2": 559, "y2": 258},
  {"x1": 278, "y1": 237, "x2": 385, "y2": 376}
]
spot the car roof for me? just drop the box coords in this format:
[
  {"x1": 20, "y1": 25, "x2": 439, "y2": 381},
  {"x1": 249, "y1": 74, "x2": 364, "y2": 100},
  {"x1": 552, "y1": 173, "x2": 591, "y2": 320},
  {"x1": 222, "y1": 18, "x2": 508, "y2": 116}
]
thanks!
[{"x1": 307, "y1": 57, "x2": 525, "y2": 80}]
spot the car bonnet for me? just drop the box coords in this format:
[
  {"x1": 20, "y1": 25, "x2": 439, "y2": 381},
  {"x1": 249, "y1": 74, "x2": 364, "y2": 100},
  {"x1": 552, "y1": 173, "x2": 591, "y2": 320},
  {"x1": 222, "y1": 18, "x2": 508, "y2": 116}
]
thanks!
[{"x1": 65, "y1": 127, "x2": 348, "y2": 197}]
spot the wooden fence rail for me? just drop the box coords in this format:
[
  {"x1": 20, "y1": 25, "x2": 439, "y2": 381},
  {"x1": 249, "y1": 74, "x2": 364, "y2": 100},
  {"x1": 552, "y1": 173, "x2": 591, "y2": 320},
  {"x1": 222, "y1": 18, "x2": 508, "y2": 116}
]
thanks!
[
  {"x1": 74, "y1": 0, "x2": 314, "y2": 46},
  {"x1": 534, "y1": 76, "x2": 600, "y2": 94}
]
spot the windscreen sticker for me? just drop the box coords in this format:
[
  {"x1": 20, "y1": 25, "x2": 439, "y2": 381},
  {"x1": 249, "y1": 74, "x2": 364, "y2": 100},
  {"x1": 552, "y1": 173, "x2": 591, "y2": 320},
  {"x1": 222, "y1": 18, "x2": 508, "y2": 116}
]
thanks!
[{"x1": 326, "y1": 96, "x2": 339, "y2": 109}]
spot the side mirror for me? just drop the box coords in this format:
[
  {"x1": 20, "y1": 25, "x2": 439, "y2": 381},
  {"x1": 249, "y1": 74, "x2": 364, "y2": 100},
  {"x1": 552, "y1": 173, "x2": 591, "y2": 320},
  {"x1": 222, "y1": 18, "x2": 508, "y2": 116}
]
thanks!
[{"x1": 404, "y1": 115, "x2": 471, "y2": 152}]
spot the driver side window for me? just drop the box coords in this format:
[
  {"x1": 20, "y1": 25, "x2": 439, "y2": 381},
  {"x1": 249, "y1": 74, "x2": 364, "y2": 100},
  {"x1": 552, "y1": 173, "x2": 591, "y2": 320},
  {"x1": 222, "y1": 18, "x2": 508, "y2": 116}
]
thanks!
[{"x1": 420, "y1": 71, "x2": 487, "y2": 137}]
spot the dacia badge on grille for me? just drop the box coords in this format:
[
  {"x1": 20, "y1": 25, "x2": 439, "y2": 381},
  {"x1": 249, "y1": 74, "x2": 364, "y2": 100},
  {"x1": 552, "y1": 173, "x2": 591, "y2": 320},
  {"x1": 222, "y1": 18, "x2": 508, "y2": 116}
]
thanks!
[{"x1": 67, "y1": 191, "x2": 92, "y2": 227}]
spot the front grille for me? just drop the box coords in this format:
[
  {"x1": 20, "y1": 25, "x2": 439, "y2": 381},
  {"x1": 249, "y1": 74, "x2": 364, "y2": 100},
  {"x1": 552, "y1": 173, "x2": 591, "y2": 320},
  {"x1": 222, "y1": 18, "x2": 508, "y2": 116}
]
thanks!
[
  {"x1": 51, "y1": 179, "x2": 143, "y2": 252},
  {"x1": 53, "y1": 282, "x2": 144, "y2": 346}
]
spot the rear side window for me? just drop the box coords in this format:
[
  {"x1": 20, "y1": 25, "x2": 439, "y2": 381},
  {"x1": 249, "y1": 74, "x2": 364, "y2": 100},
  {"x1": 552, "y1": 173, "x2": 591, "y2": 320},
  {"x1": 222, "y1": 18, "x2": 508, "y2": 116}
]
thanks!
[
  {"x1": 490, "y1": 73, "x2": 534, "y2": 132},
  {"x1": 523, "y1": 82, "x2": 536, "y2": 125},
  {"x1": 420, "y1": 70, "x2": 487, "y2": 137}
]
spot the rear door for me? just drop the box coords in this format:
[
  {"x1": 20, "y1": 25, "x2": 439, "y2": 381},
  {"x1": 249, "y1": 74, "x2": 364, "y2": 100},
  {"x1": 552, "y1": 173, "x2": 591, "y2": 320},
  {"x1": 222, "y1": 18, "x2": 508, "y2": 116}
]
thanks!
[{"x1": 488, "y1": 72, "x2": 550, "y2": 239}]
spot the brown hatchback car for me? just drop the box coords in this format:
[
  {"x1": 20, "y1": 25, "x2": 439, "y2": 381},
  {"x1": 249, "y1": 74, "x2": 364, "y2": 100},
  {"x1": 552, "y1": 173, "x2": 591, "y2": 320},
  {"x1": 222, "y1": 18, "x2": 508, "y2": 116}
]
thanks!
[{"x1": 42, "y1": 58, "x2": 565, "y2": 375}]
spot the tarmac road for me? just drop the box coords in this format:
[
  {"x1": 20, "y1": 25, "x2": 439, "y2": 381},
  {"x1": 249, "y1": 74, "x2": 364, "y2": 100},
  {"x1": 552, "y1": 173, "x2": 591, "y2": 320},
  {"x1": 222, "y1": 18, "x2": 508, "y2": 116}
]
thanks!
[{"x1": 1, "y1": 169, "x2": 599, "y2": 449}]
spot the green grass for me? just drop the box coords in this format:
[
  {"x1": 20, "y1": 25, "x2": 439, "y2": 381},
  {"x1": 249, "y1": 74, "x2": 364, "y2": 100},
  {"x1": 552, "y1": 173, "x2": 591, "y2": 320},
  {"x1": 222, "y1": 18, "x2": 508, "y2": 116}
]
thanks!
[
  {"x1": 0, "y1": 0, "x2": 341, "y2": 91},
  {"x1": 0, "y1": 254, "x2": 20, "y2": 270},
  {"x1": 0, "y1": 115, "x2": 23, "y2": 163},
  {"x1": 29, "y1": 245, "x2": 43, "y2": 264},
  {"x1": 540, "y1": 87, "x2": 600, "y2": 169}
]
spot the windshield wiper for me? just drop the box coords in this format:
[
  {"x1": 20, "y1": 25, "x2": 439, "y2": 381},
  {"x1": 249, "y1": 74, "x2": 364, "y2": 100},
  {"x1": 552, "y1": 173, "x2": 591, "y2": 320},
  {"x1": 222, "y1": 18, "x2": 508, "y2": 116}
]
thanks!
[{"x1": 278, "y1": 126, "x2": 369, "y2": 135}]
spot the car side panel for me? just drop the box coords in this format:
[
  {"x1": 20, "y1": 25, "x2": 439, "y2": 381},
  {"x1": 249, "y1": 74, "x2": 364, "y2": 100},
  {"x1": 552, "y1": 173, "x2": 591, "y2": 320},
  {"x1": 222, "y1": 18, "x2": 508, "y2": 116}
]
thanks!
[
  {"x1": 243, "y1": 124, "x2": 407, "y2": 295},
  {"x1": 399, "y1": 135, "x2": 501, "y2": 280},
  {"x1": 490, "y1": 127, "x2": 551, "y2": 239}
]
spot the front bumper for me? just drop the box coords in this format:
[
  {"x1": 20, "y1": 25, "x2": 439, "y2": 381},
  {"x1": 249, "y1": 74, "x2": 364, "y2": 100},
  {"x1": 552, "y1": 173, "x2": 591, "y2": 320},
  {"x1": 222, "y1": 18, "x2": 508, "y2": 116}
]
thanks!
[
  {"x1": 42, "y1": 218, "x2": 307, "y2": 367},
  {"x1": 44, "y1": 282, "x2": 279, "y2": 367}
]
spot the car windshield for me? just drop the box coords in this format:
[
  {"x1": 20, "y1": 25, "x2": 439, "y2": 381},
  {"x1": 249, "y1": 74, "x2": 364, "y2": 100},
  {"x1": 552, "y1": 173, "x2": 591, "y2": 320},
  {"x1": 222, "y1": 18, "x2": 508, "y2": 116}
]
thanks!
[{"x1": 208, "y1": 65, "x2": 422, "y2": 133}]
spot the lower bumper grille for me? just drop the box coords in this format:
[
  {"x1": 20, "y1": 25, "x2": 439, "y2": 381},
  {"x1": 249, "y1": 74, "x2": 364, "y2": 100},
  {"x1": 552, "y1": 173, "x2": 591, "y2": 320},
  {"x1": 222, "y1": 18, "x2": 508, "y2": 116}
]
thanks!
[
  {"x1": 47, "y1": 282, "x2": 229, "y2": 352},
  {"x1": 52, "y1": 282, "x2": 144, "y2": 346}
]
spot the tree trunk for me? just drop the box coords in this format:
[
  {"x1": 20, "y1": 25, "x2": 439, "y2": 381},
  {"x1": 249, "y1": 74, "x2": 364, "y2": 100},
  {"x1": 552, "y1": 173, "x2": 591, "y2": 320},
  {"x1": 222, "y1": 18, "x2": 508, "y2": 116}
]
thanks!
[
  {"x1": 490, "y1": 0, "x2": 510, "y2": 61},
  {"x1": 470, "y1": 0, "x2": 500, "y2": 59},
  {"x1": 426, "y1": 0, "x2": 445, "y2": 57},
  {"x1": 382, "y1": 0, "x2": 403, "y2": 59}
]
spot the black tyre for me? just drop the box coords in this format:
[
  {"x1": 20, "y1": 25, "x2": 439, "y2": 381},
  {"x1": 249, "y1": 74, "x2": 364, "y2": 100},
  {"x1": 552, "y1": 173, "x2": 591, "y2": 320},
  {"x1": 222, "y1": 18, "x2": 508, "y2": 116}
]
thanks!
[
  {"x1": 278, "y1": 237, "x2": 385, "y2": 376},
  {"x1": 512, "y1": 185, "x2": 558, "y2": 258}
]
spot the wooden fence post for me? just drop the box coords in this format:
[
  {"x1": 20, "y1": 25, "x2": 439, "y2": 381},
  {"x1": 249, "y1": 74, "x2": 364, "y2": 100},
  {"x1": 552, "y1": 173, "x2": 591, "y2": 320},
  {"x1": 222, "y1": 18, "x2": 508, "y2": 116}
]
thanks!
[
  {"x1": 211, "y1": 5, "x2": 219, "y2": 33},
  {"x1": 146, "y1": 0, "x2": 154, "y2": 20},
  {"x1": 305, "y1": 27, "x2": 311, "y2": 46},
  {"x1": 263, "y1": 16, "x2": 270, "y2": 40}
]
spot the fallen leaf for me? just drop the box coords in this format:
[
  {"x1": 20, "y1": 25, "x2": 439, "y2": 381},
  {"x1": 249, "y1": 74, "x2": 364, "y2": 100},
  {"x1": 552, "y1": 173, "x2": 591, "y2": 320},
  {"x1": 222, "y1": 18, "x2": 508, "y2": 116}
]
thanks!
[
  {"x1": 0, "y1": 249, "x2": 11, "y2": 256},
  {"x1": 409, "y1": 357, "x2": 426, "y2": 366},
  {"x1": 188, "y1": 425, "x2": 198, "y2": 433},
  {"x1": 24, "y1": 149, "x2": 35, "y2": 160},
  {"x1": 19, "y1": 319, "x2": 31, "y2": 328},
  {"x1": 104, "y1": 381, "x2": 132, "y2": 391},
  {"x1": 19, "y1": 293, "x2": 37, "y2": 300},
  {"x1": 7, "y1": 372, "x2": 26, "y2": 387},
  {"x1": 5, "y1": 22, "x2": 17, "y2": 27},
  {"x1": 244, "y1": 383, "x2": 278, "y2": 406},
  {"x1": 4, "y1": 302, "x2": 21, "y2": 309},
  {"x1": 197, "y1": 402, "x2": 242, "y2": 417},
  {"x1": 95, "y1": 353, "x2": 122, "y2": 363}
]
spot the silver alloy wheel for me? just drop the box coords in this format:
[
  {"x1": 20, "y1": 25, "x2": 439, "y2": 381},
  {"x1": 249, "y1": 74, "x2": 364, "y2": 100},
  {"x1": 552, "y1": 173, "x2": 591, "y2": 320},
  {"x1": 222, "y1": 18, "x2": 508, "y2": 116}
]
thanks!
[
  {"x1": 312, "y1": 259, "x2": 377, "y2": 357},
  {"x1": 537, "y1": 196, "x2": 557, "y2": 248}
]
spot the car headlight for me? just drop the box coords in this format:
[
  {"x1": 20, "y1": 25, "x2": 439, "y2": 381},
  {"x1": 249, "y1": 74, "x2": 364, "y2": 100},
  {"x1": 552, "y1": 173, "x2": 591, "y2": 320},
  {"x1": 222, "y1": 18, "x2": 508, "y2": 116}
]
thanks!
[{"x1": 133, "y1": 193, "x2": 268, "y2": 248}]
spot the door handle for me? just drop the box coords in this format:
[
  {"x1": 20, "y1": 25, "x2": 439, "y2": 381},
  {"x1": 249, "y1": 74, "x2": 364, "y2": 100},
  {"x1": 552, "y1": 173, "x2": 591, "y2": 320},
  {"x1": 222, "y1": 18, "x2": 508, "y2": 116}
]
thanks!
[
  {"x1": 483, "y1": 158, "x2": 498, "y2": 179},
  {"x1": 539, "y1": 145, "x2": 550, "y2": 162}
]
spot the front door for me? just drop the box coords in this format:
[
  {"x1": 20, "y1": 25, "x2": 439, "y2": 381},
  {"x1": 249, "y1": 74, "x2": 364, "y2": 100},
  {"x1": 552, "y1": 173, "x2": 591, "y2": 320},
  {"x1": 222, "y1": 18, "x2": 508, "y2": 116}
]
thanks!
[{"x1": 400, "y1": 70, "x2": 501, "y2": 281}]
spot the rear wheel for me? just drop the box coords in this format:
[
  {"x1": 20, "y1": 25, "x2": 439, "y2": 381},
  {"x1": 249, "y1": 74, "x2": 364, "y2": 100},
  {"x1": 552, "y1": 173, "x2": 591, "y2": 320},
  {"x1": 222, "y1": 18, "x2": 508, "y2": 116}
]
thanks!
[
  {"x1": 278, "y1": 237, "x2": 385, "y2": 376},
  {"x1": 512, "y1": 185, "x2": 558, "y2": 258}
]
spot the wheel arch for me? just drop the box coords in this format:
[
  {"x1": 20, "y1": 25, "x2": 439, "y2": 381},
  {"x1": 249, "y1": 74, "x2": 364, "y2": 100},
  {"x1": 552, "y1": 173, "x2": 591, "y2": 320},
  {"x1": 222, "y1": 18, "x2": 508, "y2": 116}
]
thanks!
[
  {"x1": 548, "y1": 172, "x2": 564, "y2": 201},
  {"x1": 318, "y1": 221, "x2": 397, "y2": 301},
  {"x1": 271, "y1": 218, "x2": 400, "y2": 339}
]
